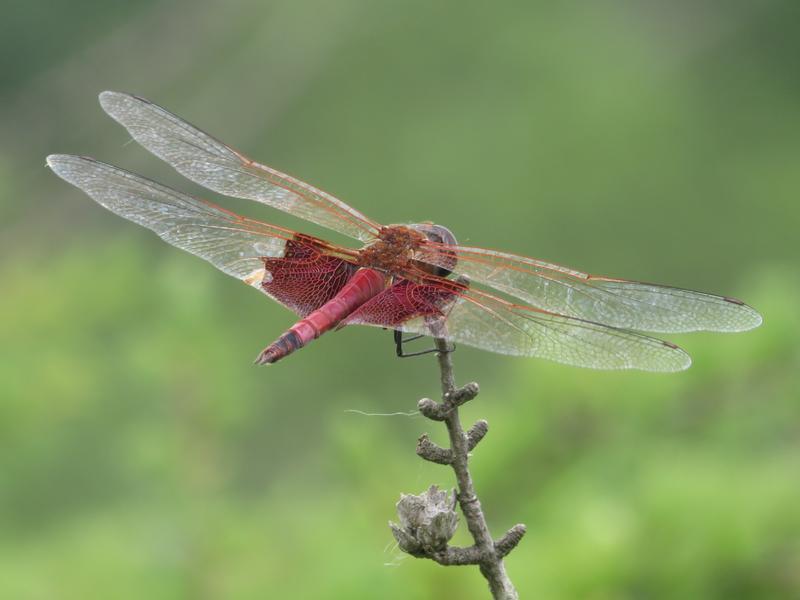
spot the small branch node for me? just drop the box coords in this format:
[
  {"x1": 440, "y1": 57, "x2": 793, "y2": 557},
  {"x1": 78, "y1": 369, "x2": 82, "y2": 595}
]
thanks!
[
  {"x1": 445, "y1": 381, "x2": 480, "y2": 406},
  {"x1": 416, "y1": 434, "x2": 452, "y2": 464},
  {"x1": 418, "y1": 397, "x2": 447, "y2": 421},
  {"x1": 466, "y1": 419, "x2": 489, "y2": 451},
  {"x1": 495, "y1": 524, "x2": 527, "y2": 558}
]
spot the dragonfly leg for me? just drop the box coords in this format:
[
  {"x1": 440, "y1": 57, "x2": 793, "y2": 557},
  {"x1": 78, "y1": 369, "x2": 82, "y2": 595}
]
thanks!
[{"x1": 394, "y1": 330, "x2": 455, "y2": 358}]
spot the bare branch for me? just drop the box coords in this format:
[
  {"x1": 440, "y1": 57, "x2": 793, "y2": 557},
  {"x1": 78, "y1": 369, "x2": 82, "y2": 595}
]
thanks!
[
  {"x1": 393, "y1": 336, "x2": 523, "y2": 599},
  {"x1": 428, "y1": 544, "x2": 483, "y2": 566}
]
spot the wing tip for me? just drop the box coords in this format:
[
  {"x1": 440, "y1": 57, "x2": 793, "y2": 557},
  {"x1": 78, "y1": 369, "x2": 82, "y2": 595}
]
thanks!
[
  {"x1": 99, "y1": 90, "x2": 144, "y2": 116},
  {"x1": 99, "y1": 90, "x2": 122, "y2": 109},
  {"x1": 718, "y1": 300, "x2": 763, "y2": 332},
  {"x1": 45, "y1": 153, "x2": 62, "y2": 168},
  {"x1": 659, "y1": 340, "x2": 692, "y2": 372},
  {"x1": 46, "y1": 154, "x2": 98, "y2": 174},
  {"x1": 46, "y1": 153, "x2": 77, "y2": 177},
  {"x1": 739, "y1": 303, "x2": 764, "y2": 331}
]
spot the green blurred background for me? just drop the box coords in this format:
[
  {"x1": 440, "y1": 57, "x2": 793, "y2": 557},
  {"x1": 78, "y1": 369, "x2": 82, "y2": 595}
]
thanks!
[{"x1": 1, "y1": 1, "x2": 797, "y2": 598}]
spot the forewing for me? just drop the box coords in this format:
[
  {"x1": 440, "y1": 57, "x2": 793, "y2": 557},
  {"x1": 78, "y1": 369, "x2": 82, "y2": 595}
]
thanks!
[
  {"x1": 414, "y1": 244, "x2": 762, "y2": 333},
  {"x1": 345, "y1": 279, "x2": 691, "y2": 372},
  {"x1": 98, "y1": 91, "x2": 381, "y2": 242}
]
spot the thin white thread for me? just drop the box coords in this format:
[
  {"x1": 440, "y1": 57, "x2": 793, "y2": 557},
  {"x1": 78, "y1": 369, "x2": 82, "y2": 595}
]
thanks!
[{"x1": 344, "y1": 409, "x2": 420, "y2": 418}]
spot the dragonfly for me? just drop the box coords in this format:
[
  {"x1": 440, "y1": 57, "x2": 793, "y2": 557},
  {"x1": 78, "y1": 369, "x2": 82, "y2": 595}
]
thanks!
[{"x1": 47, "y1": 92, "x2": 762, "y2": 371}]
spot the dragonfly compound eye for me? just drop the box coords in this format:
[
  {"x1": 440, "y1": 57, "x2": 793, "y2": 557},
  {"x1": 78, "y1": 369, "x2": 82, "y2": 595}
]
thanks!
[
  {"x1": 410, "y1": 223, "x2": 458, "y2": 277},
  {"x1": 413, "y1": 223, "x2": 457, "y2": 247}
]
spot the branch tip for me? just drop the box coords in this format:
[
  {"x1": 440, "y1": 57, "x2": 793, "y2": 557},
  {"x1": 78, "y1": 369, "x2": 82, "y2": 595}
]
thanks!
[
  {"x1": 418, "y1": 397, "x2": 447, "y2": 421},
  {"x1": 416, "y1": 434, "x2": 453, "y2": 464},
  {"x1": 446, "y1": 381, "x2": 479, "y2": 406},
  {"x1": 495, "y1": 524, "x2": 527, "y2": 558},
  {"x1": 466, "y1": 419, "x2": 489, "y2": 451}
]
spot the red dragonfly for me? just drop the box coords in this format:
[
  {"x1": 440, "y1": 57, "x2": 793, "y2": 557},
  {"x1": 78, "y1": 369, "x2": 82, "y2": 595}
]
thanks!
[{"x1": 47, "y1": 92, "x2": 762, "y2": 371}]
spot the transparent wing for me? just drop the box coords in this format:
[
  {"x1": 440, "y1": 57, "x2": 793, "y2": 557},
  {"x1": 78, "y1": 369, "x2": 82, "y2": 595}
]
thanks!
[
  {"x1": 47, "y1": 154, "x2": 295, "y2": 282},
  {"x1": 98, "y1": 91, "x2": 381, "y2": 242},
  {"x1": 414, "y1": 244, "x2": 762, "y2": 333},
  {"x1": 345, "y1": 280, "x2": 691, "y2": 372},
  {"x1": 441, "y1": 290, "x2": 691, "y2": 371}
]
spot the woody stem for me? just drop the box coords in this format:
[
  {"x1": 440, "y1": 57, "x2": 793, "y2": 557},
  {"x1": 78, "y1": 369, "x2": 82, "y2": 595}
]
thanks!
[{"x1": 426, "y1": 337, "x2": 521, "y2": 599}]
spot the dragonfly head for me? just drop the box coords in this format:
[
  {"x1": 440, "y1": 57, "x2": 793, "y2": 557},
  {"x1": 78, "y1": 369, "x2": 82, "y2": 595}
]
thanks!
[
  {"x1": 408, "y1": 223, "x2": 458, "y2": 277},
  {"x1": 409, "y1": 222, "x2": 457, "y2": 246}
]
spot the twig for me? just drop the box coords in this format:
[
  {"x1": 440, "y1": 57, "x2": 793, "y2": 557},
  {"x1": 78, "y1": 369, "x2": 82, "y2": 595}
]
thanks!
[{"x1": 391, "y1": 337, "x2": 525, "y2": 599}]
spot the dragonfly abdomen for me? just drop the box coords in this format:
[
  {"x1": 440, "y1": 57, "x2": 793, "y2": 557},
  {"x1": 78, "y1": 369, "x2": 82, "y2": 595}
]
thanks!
[{"x1": 255, "y1": 268, "x2": 387, "y2": 364}]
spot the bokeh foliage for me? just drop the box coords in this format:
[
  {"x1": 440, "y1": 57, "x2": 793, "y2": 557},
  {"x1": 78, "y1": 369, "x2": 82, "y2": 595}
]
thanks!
[{"x1": 1, "y1": 1, "x2": 797, "y2": 598}]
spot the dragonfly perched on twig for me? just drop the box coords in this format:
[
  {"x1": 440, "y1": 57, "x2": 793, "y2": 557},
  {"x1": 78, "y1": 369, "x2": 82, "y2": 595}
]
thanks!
[{"x1": 47, "y1": 92, "x2": 762, "y2": 371}]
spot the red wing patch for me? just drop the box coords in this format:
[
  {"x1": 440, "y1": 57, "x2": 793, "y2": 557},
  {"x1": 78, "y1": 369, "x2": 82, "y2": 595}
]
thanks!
[
  {"x1": 262, "y1": 238, "x2": 358, "y2": 317},
  {"x1": 342, "y1": 279, "x2": 461, "y2": 328}
]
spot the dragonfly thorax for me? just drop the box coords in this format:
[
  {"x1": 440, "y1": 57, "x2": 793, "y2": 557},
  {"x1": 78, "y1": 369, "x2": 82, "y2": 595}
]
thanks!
[
  {"x1": 357, "y1": 223, "x2": 459, "y2": 277},
  {"x1": 358, "y1": 225, "x2": 426, "y2": 272}
]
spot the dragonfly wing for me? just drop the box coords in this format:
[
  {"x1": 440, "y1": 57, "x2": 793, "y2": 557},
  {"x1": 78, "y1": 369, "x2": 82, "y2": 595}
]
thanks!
[
  {"x1": 98, "y1": 91, "x2": 381, "y2": 242},
  {"x1": 343, "y1": 278, "x2": 690, "y2": 372},
  {"x1": 343, "y1": 278, "x2": 460, "y2": 330},
  {"x1": 47, "y1": 155, "x2": 359, "y2": 316},
  {"x1": 414, "y1": 244, "x2": 762, "y2": 333},
  {"x1": 441, "y1": 290, "x2": 691, "y2": 371}
]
